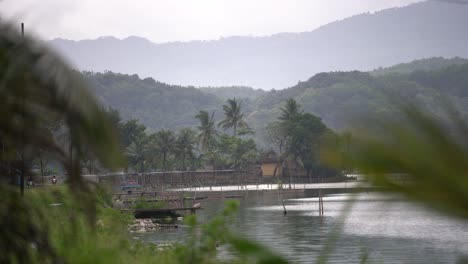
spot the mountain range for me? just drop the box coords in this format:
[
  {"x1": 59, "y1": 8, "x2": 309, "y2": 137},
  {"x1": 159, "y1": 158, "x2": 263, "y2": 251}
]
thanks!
[{"x1": 50, "y1": 1, "x2": 468, "y2": 90}]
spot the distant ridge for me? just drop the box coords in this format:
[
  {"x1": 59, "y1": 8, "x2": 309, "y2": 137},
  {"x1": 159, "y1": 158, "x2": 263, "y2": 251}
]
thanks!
[
  {"x1": 50, "y1": 1, "x2": 468, "y2": 89},
  {"x1": 371, "y1": 57, "x2": 468, "y2": 76}
]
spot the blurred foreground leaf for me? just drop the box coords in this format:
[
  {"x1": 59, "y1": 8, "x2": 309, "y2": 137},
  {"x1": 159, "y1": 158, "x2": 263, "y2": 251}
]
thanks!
[
  {"x1": 0, "y1": 22, "x2": 124, "y2": 262},
  {"x1": 327, "y1": 102, "x2": 468, "y2": 219}
]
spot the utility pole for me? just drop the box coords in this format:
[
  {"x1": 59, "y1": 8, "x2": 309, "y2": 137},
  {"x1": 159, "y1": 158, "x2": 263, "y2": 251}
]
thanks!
[{"x1": 20, "y1": 22, "x2": 25, "y2": 196}]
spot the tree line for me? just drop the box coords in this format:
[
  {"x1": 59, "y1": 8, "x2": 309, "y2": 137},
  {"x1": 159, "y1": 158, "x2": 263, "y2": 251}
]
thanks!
[
  {"x1": 29, "y1": 96, "x2": 345, "y2": 181},
  {"x1": 107, "y1": 96, "x2": 346, "y2": 181},
  {"x1": 107, "y1": 98, "x2": 257, "y2": 173}
]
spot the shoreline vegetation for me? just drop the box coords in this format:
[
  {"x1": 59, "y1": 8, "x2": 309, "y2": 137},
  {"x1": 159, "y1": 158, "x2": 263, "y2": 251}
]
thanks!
[{"x1": 20, "y1": 185, "x2": 288, "y2": 264}]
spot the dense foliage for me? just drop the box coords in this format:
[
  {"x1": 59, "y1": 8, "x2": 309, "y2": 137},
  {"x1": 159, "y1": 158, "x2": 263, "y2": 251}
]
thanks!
[
  {"x1": 0, "y1": 23, "x2": 124, "y2": 263},
  {"x1": 82, "y1": 58, "x2": 468, "y2": 151},
  {"x1": 107, "y1": 98, "x2": 258, "y2": 173},
  {"x1": 252, "y1": 60, "x2": 468, "y2": 148},
  {"x1": 83, "y1": 72, "x2": 223, "y2": 131},
  {"x1": 371, "y1": 57, "x2": 468, "y2": 76},
  {"x1": 266, "y1": 99, "x2": 340, "y2": 180}
]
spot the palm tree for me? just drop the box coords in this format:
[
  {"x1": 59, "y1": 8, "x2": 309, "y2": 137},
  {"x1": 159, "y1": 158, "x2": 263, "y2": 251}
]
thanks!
[
  {"x1": 154, "y1": 129, "x2": 175, "y2": 171},
  {"x1": 0, "y1": 22, "x2": 124, "y2": 262},
  {"x1": 175, "y1": 128, "x2": 196, "y2": 171},
  {"x1": 279, "y1": 98, "x2": 302, "y2": 121},
  {"x1": 195, "y1": 110, "x2": 219, "y2": 171},
  {"x1": 126, "y1": 135, "x2": 150, "y2": 172},
  {"x1": 218, "y1": 98, "x2": 249, "y2": 136},
  {"x1": 195, "y1": 110, "x2": 218, "y2": 152}
]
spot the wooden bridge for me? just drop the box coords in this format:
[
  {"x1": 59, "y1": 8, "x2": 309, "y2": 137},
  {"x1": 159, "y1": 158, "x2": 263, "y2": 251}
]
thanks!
[{"x1": 85, "y1": 169, "x2": 261, "y2": 190}]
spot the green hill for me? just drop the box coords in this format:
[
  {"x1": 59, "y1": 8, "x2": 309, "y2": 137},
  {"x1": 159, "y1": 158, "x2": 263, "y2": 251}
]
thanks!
[
  {"x1": 371, "y1": 57, "x2": 468, "y2": 76},
  {"x1": 83, "y1": 72, "x2": 223, "y2": 131},
  {"x1": 200, "y1": 86, "x2": 265, "y2": 100},
  {"x1": 82, "y1": 58, "x2": 468, "y2": 149},
  {"x1": 250, "y1": 62, "x2": 468, "y2": 147}
]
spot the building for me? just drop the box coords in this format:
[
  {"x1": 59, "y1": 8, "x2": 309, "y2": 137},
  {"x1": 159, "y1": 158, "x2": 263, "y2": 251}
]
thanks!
[{"x1": 260, "y1": 151, "x2": 282, "y2": 177}]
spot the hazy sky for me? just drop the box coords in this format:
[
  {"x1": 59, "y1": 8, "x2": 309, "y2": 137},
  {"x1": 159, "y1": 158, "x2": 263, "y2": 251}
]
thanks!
[{"x1": 0, "y1": 0, "x2": 422, "y2": 43}]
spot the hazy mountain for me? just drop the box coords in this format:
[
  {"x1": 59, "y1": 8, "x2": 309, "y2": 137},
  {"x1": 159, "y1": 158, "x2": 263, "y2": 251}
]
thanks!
[{"x1": 50, "y1": 1, "x2": 468, "y2": 90}]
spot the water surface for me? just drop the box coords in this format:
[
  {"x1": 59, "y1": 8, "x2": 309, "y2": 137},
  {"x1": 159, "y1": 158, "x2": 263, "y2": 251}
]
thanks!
[{"x1": 136, "y1": 191, "x2": 468, "y2": 263}]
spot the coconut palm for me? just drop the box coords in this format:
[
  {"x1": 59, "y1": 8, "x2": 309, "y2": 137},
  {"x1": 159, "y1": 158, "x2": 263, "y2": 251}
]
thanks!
[
  {"x1": 154, "y1": 129, "x2": 176, "y2": 171},
  {"x1": 195, "y1": 110, "x2": 219, "y2": 171},
  {"x1": 218, "y1": 98, "x2": 249, "y2": 136},
  {"x1": 278, "y1": 98, "x2": 302, "y2": 121},
  {"x1": 0, "y1": 22, "x2": 123, "y2": 262},
  {"x1": 126, "y1": 135, "x2": 150, "y2": 172},
  {"x1": 195, "y1": 110, "x2": 218, "y2": 152},
  {"x1": 175, "y1": 128, "x2": 197, "y2": 171}
]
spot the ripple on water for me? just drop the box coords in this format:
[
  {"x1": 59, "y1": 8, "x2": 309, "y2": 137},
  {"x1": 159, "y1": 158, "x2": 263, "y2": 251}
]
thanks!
[{"x1": 140, "y1": 192, "x2": 468, "y2": 263}]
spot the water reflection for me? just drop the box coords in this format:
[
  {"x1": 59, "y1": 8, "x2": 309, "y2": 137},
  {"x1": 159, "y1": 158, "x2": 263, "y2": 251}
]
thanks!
[{"x1": 138, "y1": 191, "x2": 468, "y2": 263}]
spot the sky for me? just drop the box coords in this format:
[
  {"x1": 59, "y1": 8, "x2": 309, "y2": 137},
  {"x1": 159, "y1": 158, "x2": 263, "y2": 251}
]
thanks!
[{"x1": 0, "y1": 0, "x2": 422, "y2": 43}]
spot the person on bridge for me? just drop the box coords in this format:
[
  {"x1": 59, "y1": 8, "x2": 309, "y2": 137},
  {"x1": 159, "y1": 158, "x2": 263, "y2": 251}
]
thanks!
[{"x1": 51, "y1": 175, "x2": 57, "y2": 185}]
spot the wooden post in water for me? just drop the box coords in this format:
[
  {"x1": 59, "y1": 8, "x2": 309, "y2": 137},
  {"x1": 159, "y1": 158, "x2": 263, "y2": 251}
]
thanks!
[
  {"x1": 318, "y1": 190, "x2": 321, "y2": 216},
  {"x1": 282, "y1": 199, "x2": 287, "y2": 215},
  {"x1": 277, "y1": 184, "x2": 287, "y2": 215},
  {"x1": 318, "y1": 189, "x2": 324, "y2": 216},
  {"x1": 321, "y1": 195, "x2": 324, "y2": 215}
]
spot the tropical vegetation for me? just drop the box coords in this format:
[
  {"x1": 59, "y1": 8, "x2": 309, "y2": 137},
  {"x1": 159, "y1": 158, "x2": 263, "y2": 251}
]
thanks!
[
  {"x1": 80, "y1": 58, "x2": 468, "y2": 152},
  {"x1": 103, "y1": 99, "x2": 258, "y2": 173},
  {"x1": 266, "y1": 99, "x2": 340, "y2": 181}
]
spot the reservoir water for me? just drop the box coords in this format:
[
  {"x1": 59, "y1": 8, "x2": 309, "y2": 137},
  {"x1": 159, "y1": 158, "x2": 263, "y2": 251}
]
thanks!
[{"x1": 136, "y1": 191, "x2": 468, "y2": 263}]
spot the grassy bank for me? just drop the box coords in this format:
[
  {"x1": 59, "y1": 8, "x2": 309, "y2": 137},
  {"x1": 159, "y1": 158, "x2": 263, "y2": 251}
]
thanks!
[
  {"x1": 15, "y1": 186, "x2": 286, "y2": 264},
  {"x1": 21, "y1": 186, "x2": 170, "y2": 263}
]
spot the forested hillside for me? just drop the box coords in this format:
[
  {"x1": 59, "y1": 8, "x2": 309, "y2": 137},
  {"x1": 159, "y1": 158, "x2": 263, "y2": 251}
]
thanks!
[
  {"x1": 82, "y1": 58, "x2": 468, "y2": 149},
  {"x1": 250, "y1": 62, "x2": 468, "y2": 147},
  {"x1": 200, "y1": 86, "x2": 265, "y2": 100},
  {"x1": 83, "y1": 72, "x2": 223, "y2": 131},
  {"x1": 371, "y1": 57, "x2": 468, "y2": 76}
]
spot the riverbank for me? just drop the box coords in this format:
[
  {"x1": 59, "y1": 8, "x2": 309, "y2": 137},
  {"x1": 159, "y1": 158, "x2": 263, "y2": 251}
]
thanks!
[
  {"x1": 21, "y1": 186, "x2": 178, "y2": 263},
  {"x1": 21, "y1": 185, "x2": 287, "y2": 264}
]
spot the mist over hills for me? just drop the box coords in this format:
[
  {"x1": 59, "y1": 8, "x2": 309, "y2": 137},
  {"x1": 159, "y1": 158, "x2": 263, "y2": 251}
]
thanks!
[{"x1": 51, "y1": 1, "x2": 468, "y2": 90}]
